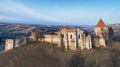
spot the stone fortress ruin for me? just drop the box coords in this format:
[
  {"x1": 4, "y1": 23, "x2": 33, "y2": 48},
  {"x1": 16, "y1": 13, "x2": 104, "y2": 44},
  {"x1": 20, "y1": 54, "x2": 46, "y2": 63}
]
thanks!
[
  {"x1": 5, "y1": 19, "x2": 110, "y2": 51},
  {"x1": 94, "y1": 19, "x2": 109, "y2": 47},
  {"x1": 30, "y1": 19, "x2": 110, "y2": 50}
]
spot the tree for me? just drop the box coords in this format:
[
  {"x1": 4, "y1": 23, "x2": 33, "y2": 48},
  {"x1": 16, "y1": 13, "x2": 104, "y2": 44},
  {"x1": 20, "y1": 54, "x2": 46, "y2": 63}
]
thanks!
[
  {"x1": 108, "y1": 27, "x2": 114, "y2": 45},
  {"x1": 108, "y1": 27, "x2": 113, "y2": 40},
  {"x1": 33, "y1": 30, "x2": 43, "y2": 41}
]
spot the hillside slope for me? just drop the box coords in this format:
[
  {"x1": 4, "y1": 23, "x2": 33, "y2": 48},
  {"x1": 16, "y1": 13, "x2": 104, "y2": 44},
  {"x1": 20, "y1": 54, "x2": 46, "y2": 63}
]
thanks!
[
  {"x1": 0, "y1": 41, "x2": 120, "y2": 67},
  {"x1": 0, "y1": 42, "x2": 61, "y2": 67}
]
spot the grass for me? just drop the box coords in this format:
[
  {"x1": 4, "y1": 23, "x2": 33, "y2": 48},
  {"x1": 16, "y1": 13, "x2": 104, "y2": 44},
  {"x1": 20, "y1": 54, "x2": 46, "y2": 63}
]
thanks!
[
  {"x1": 0, "y1": 41, "x2": 120, "y2": 67},
  {"x1": 0, "y1": 41, "x2": 60, "y2": 67}
]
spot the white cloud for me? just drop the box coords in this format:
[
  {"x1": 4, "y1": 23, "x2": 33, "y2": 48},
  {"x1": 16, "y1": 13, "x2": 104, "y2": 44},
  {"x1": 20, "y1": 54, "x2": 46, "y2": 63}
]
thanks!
[{"x1": 0, "y1": 1, "x2": 63, "y2": 22}]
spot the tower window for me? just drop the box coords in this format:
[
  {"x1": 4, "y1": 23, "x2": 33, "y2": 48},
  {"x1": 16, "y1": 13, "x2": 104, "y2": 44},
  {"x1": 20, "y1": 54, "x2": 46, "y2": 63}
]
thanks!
[
  {"x1": 101, "y1": 28, "x2": 103, "y2": 30},
  {"x1": 70, "y1": 35, "x2": 72, "y2": 39}
]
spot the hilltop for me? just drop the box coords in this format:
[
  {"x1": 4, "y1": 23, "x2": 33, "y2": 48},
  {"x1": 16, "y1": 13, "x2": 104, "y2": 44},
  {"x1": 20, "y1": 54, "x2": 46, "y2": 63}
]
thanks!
[
  {"x1": 108, "y1": 23, "x2": 120, "y2": 36},
  {"x1": 0, "y1": 41, "x2": 120, "y2": 67}
]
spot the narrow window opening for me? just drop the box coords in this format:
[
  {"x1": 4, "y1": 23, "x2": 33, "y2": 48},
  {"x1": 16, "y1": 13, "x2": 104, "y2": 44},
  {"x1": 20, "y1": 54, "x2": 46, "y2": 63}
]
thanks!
[
  {"x1": 79, "y1": 35, "x2": 80, "y2": 39},
  {"x1": 70, "y1": 35, "x2": 72, "y2": 39},
  {"x1": 101, "y1": 28, "x2": 103, "y2": 30}
]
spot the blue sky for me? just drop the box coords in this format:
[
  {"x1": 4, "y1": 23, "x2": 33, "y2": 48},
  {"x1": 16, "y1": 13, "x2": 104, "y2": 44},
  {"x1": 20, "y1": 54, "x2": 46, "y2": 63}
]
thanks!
[{"x1": 0, "y1": 0, "x2": 120, "y2": 25}]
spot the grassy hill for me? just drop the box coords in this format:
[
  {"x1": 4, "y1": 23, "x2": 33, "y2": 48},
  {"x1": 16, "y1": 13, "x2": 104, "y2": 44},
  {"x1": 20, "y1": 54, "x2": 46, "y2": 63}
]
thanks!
[{"x1": 0, "y1": 41, "x2": 120, "y2": 67}]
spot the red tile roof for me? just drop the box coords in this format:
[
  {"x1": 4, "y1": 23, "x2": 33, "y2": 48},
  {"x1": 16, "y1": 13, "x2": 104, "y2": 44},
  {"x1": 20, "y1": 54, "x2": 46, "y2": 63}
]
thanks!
[{"x1": 95, "y1": 19, "x2": 107, "y2": 27}]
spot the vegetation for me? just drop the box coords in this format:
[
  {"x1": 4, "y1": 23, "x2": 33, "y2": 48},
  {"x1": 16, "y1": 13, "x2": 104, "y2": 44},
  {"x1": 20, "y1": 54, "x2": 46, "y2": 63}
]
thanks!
[
  {"x1": 0, "y1": 41, "x2": 120, "y2": 67},
  {"x1": 33, "y1": 30, "x2": 44, "y2": 41}
]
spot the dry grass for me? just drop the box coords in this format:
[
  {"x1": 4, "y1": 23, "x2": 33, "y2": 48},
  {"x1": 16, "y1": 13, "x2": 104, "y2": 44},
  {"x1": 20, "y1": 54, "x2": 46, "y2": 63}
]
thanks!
[{"x1": 0, "y1": 41, "x2": 120, "y2": 67}]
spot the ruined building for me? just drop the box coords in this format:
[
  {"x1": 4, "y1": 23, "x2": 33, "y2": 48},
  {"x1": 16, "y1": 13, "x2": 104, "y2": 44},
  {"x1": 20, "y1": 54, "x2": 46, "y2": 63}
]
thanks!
[
  {"x1": 4, "y1": 19, "x2": 109, "y2": 51},
  {"x1": 94, "y1": 19, "x2": 109, "y2": 47},
  {"x1": 59, "y1": 27, "x2": 92, "y2": 50},
  {"x1": 5, "y1": 38, "x2": 27, "y2": 51},
  {"x1": 5, "y1": 39, "x2": 14, "y2": 51},
  {"x1": 30, "y1": 19, "x2": 109, "y2": 50},
  {"x1": 30, "y1": 27, "x2": 92, "y2": 50}
]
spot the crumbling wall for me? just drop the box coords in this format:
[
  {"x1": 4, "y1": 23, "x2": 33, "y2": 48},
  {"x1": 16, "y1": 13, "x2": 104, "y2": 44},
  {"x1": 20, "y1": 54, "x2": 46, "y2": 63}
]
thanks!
[
  {"x1": 44, "y1": 34, "x2": 61, "y2": 46},
  {"x1": 15, "y1": 38, "x2": 27, "y2": 47},
  {"x1": 67, "y1": 32, "x2": 76, "y2": 50},
  {"x1": 85, "y1": 35, "x2": 92, "y2": 49},
  {"x1": 5, "y1": 39, "x2": 14, "y2": 51}
]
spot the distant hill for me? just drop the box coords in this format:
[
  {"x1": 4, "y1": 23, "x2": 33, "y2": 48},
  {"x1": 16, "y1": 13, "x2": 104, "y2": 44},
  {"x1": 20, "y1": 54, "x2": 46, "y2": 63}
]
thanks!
[
  {"x1": 0, "y1": 23, "x2": 60, "y2": 34},
  {"x1": 0, "y1": 23, "x2": 38, "y2": 34},
  {"x1": 0, "y1": 23, "x2": 94, "y2": 34},
  {"x1": 108, "y1": 23, "x2": 120, "y2": 36},
  {"x1": 0, "y1": 22, "x2": 120, "y2": 36}
]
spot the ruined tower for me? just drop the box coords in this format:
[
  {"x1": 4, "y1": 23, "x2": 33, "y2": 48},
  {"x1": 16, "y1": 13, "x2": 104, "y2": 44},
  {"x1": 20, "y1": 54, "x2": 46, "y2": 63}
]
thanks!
[
  {"x1": 5, "y1": 39, "x2": 14, "y2": 51},
  {"x1": 94, "y1": 19, "x2": 109, "y2": 47}
]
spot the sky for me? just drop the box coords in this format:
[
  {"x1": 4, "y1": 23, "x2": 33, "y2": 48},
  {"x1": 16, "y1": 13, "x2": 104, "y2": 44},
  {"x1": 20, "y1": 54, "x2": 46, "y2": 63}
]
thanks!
[{"x1": 0, "y1": 0, "x2": 120, "y2": 25}]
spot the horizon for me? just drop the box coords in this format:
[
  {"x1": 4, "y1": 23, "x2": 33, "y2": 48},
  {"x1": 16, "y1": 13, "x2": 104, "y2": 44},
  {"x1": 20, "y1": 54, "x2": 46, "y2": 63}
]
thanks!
[{"x1": 0, "y1": 0, "x2": 120, "y2": 25}]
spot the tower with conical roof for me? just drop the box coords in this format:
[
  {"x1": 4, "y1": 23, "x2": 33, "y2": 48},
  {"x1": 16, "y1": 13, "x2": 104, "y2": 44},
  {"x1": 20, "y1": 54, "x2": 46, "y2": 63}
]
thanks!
[
  {"x1": 94, "y1": 19, "x2": 109, "y2": 47},
  {"x1": 94, "y1": 19, "x2": 108, "y2": 38}
]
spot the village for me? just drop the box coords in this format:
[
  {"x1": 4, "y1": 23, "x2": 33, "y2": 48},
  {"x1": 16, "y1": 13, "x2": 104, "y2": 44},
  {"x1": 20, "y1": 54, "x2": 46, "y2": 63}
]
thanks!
[{"x1": 0, "y1": 19, "x2": 112, "y2": 52}]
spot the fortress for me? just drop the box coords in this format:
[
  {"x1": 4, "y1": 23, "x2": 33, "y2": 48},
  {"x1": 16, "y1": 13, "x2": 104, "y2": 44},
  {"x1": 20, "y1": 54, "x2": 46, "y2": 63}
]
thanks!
[
  {"x1": 30, "y1": 19, "x2": 109, "y2": 50},
  {"x1": 5, "y1": 19, "x2": 110, "y2": 51}
]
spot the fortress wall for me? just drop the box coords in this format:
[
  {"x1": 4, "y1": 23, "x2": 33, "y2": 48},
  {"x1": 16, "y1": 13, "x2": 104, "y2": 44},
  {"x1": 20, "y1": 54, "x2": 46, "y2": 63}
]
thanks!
[
  {"x1": 44, "y1": 35, "x2": 52, "y2": 42},
  {"x1": 44, "y1": 34, "x2": 61, "y2": 46},
  {"x1": 78, "y1": 33, "x2": 85, "y2": 50},
  {"x1": 5, "y1": 39, "x2": 14, "y2": 51},
  {"x1": 30, "y1": 32, "x2": 37, "y2": 41},
  {"x1": 99, "y1": 38, "x2": 106, "y2": 47},
  {"x1": 94, "y1": 27, "x2": 108, "y2": 36},
  {"x1": 15, "y1": 38, "x2": 27, "y2": 47},
  {"x1": 94, "y1": 27, "x2": 102, "y2": 36},
  {"x1": 67, "y1": 32, "x2": 77, "y2": 50},
  {"x1": 85, "y1": 35, "x2": 92, "y2": 50}
]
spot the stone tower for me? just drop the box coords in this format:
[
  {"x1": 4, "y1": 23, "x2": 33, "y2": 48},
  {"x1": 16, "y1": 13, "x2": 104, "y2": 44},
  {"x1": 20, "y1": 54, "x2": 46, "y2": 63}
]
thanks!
[
  {"x1": 94, "y1": 19, "x2": 108, "y2": 40},
  {"x1": 94, "y1": 19, "x2": 108, "y2": 47}
]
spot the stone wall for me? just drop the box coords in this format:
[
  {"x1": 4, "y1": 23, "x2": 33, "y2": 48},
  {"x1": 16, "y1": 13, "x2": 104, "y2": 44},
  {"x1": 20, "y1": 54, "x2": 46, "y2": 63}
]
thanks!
[
  {"x1": 67, "y1": 32, "x2": 77, "y2": 50},
  {"x1": 78, "y1": 33, "x2": 85, "y2": 50},
  {"x1": 94, "y1": 27, "x2": 108, "y2": 38},
  {"x1": 5, "y1": 39, "x2": 14, "y2": 51},
  {"x1": 29, "y1": 32, "x2": 39, "y2": 41},
  {"x1": 44, "y1": 34, "x2": 61, "y2": 46},
  {"x1": 60, "y1": 28, "x2": 92, "y2": 50},
  {"x1": 30, "y1": 27, "x2": 93, "y2": 50},
  {"x1": 15, "y1": 38, "x2": 27, "y2": 47},
  {"x1": 86, "y1": 35, "x2": 92, "y2": 49},
  {"x1": 94, "y1": 26, "x2": 108, "y2": 47},
  {"x1": 5, "y1": 38, "x2": 27, "y2": 51}
]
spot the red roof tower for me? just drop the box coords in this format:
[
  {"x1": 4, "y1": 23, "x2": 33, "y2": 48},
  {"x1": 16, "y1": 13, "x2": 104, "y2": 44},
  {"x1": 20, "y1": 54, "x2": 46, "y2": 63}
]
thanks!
[{"x1": 95, "y1": 19, "x2": 107, "y2": 27}]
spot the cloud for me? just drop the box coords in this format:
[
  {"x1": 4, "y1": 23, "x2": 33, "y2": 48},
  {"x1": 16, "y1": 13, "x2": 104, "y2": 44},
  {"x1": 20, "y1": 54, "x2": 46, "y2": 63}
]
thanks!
[
  {"x1": 0, "y1": 1, "x2": 63, "y2": 23},
  {"x1": 0, "y1": 0, "x2": 119, "y2": 25}
]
